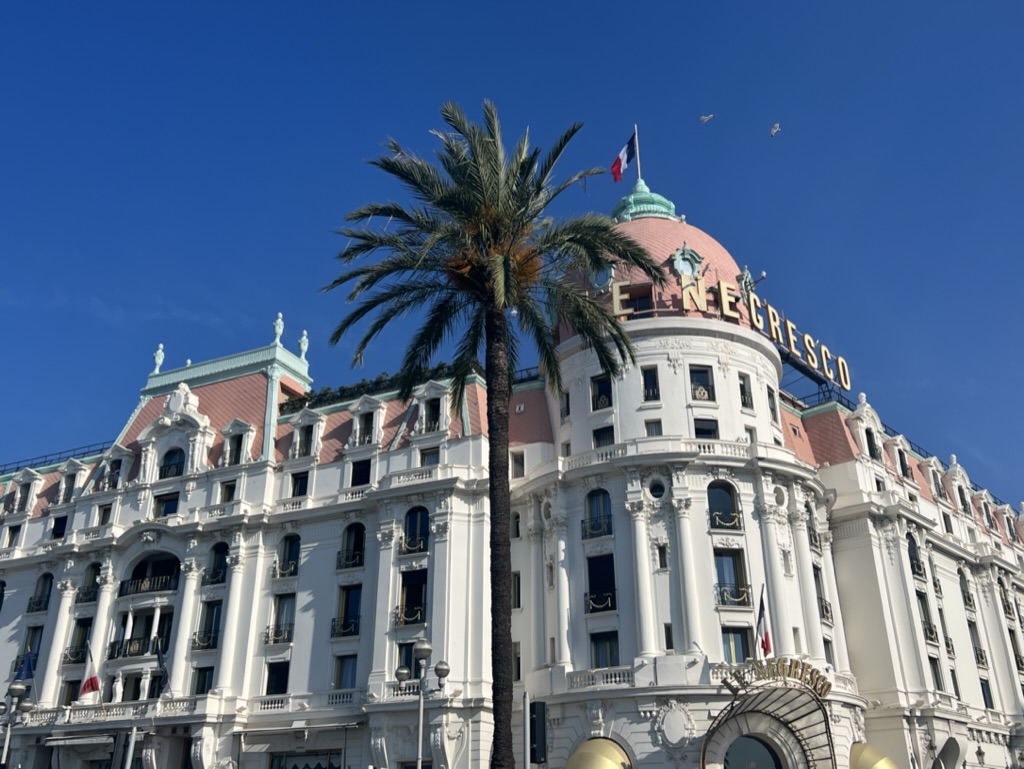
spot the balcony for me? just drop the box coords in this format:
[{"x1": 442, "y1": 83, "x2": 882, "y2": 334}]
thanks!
[
  {"x1": 27, "y1": 594, "x2": 50, "y2": 613},
  {"x1": 567, "y1": 666, "x2": 635, "y2": 689},
  {"x1": 932, "y1": 577, "x2": 943, "y2": 597},
  {"x1": 818, "y1": 597, "x2": 834, "y2": 623},
  {"x1": 581, "y1": 515, "x2": 613, "y2": 539},
  {"x1": 739, "y1": 391, "x2": 754, "y2": 409},
  {"x1": 963, "y1": 591, "x2": 976, "y2": 611},
  {"x1": 974, "y1": 646, "x2": 988, "y2": 668},
  {"x1": 76, "y1": 584, "x2": 99, "y2": 604},
  {"x1": 158, "y1": 462, "x2": 184, "y2": 480},
  {"x1": 584, "y1": 591, "x2": 617, "y2": 614},
  {"x1": 399, "y1": 536, "x2": 427, "y2": 556},
  {"x1": 393, "y1": 603, "x2": 426, "y2": 627},
  {"x1": 201, "y1": 569, "x2": 226, "y2": 586},
  {"x1": 191, "y1": 631, "x2": 219, "y2": 651},
  {"x1": 944, "y1": 637, "x2": 955, "y2": 657},
  {"x1": 119, "y1": 574, "x2": 179, "y2": 597},
  {"x1": 708, "y1": 509, "x2": 742, "y2": 531},
  {"x1": 643, "y1": 387, "x2": 661, "y2": 402},
  {"x1": 909, "y1": 558, "x2": 926, "y2": 579},
  {"x1": 715, "y1": 582, "x2": 752, "y2": 608},
  {"x1": 591, "y1": 393, "x2": 612, "y2": 412},
  {"x1": 62, "y1": 646, "x2": 88, "y2": 665},
  {"x1": 272, "y1": 560, "x2": 298, "y2": 579},
  {"x1": 922, "y1": 622, "x2": 939, "y2": 645},
  {"x1": 1003, "y1": 601, "x2": 1016, "y2": 620},
  {"x1": 1015, "y1": 654, "x2": 1024, "y2": 674},
  {"x1": 337, "y1": 549, "x2": 365, "y2": 570},
  {"x1": 264, "y1": 624, "x2": 294, "y2": 645},
  {"x1": 331, "y1": 617, "x2": 360, "y2": 638},
  {"x1": 108, "y1": 637, "x2": 165, "y2": 659},
  {"x1": 808, "y1": 529, "x2": 821, "y2": 552},
  {"x1": 691, "y1": 383, "x2": 715, "y2": 402},
  {"x1": 11, "y1": 653, "x2": 37, "y2": 675}
]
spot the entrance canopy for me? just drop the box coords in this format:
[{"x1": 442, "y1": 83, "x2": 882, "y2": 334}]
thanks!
[{"x1": 565, "y1": 738, "x2": 631, "y2": 769}]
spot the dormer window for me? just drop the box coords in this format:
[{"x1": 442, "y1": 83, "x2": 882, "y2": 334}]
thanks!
[
  {"x1": 957, "y1": 486, "x2": 971, "y2": 515},
  {"x1": 425, "y1": 398, "x2": 442, "y2": 432},
  {"x1": 931, "y1": 470, "x2": 945, "y2": 500},
  {"x1": 898, "y1": 449, "x2": 912, "y2": 480},
  {"x1": 61, "y1": 474, "x2": 76, "y2": 504},
  {"x1": 159, "y1": 448, "x2": 186, "y2": 479},
  {"x1": 359, "y1": 413, "x2": 374, "y2": 445},
  {"x1": 865, "y1": 429, "x2": 881, "y2": 461},
  {"x1": 298, "y1": 425, "x2": 314, "y2": 457},
  {"x1": 108, "y1": 460, "x2": 122, "y2": 490},
  {"x1": 228, "y1": 435, "x2": 243, "y2": 466},
  {"x1": 16, "y1": 483, "x2": 31, "y2": 513}
]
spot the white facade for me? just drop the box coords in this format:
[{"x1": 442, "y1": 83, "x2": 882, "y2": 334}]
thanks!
[{"x1": 0, "y1": 183, "x2": 1020, "y2": 769}]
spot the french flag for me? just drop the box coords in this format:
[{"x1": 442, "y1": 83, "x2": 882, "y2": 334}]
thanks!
[
  {"x1": 756, "y1": 591, "x2": 772, "y2": 657},
  {"x1": 610, "y1": 132, "x2": 637, "y2": 182},
  {"x1": 79, "y1": 643, "x2": 101, "y2": 700}
]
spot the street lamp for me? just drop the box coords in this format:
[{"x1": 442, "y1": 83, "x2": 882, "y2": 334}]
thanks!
[
  {"x1": 0, "y1": 680, "x2": 35, "y2": 768},
  {"x1": 395, "y1": 639, "x2": 450, "y2": 769}
]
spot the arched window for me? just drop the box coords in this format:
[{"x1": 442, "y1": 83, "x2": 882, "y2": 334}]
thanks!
[
  {"x1": 403, "y1": 507, "x2": 429, "y2": 554},
  {"x1": 125, "y1": 554, "x2": 181, "y2": 596},
  {"x1": 77, "y1": 562, "x2": 102, "y2": 603},
  {"x1": 159, "y1": 447, "x2": 186, "y2": 479},
  {"x1": 583, "y1": 490, "x2": 612, "y2": 539},
  {"x1": 340, "y1": 523, "x2": 366, "y2": 568},
  {"x1": 907, "y1": 534, "x2": 925, "y2": 578},
  {"x1": 29, "y1": 573, "x2": 54, "y2": 612},
  {"x1": 276, "y1": 535, "x2": 301, "y2": 577},
  {"x1": 708, "y1": 482, "x2": 740, "y2": 530},
  {"x1": 204, "y1": 542, "x2": 229, "y2": 585}
]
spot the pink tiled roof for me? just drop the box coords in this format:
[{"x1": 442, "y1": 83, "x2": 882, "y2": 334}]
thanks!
[
  {"x1": 510, "y1": 389, "x2": 554, "y2": 446},
  {"x1": 802, "y1": 408, "x2": 859, "y2": 465},
  {"x1": 780, "y1": 409, "x2": 817, "y2": 466}
]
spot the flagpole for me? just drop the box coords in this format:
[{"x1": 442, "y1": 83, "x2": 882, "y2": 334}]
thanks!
[{"x1": 633, "y1": 124, "x2": 641, "y2": 181}]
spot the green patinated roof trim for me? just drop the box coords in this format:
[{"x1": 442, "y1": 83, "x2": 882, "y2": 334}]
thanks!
[
  {"x1": 612, "y1": 178, "x2": 678, "y2": 223},
  {"x1": 796, "y1": 399, "x2": 850, "y2": 420},
  {"x1": 142, "y1": 343, "x2": 311, "y2": 397}
]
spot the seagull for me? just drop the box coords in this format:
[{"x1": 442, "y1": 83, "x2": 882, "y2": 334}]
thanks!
[
  {"x1": 770, "y1": 122, "x2": 781, "y2": 137},
  {"x1": 699, "y1": 114, "x2": 715, "y2": 123}
]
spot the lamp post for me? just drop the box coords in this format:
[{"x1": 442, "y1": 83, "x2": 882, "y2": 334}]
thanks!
[
  {"x1": 0, "y1": 680, "x2": 35, "y2": 769},
  {"x1": 395, "y1": 638, "x2": 450, "y2": 769}
]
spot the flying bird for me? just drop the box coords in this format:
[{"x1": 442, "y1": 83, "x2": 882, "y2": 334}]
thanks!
[
  {"x1": 770, "y1": 123, "x2": 781, "y2": 137},
  {"x1": 699, "y1": 114, "x2": 715, "y2": 123}
]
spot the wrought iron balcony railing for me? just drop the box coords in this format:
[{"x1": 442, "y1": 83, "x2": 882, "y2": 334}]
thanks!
[
  {"x1": 584, "y1": 591, "x2": 617, "y2": 614},
  {"x1": 708, "y1": 509, "x2": 742, "y2": 531},
  {"x1": 27, "y1": 594, "x2": 50, "y2": 613},
  {"x1": 76, "y1": 584, "x2": 99, "y2": 604},
  {"x1": 714, "y1": 582, "x2": 752, "y2": 608},
  {"x1": 922, "y1": 622, "x2": 939, "y2": 645},
  {"x1": 202, "y1": 568, "x2": 226, "y2": 586},
  {"x1": 932, "y1": 577, "x2": 943, "y2": 597},
  {"x1": 691, "y1": 383, "x2": 715, "y2": 401},
  {"x1": 974, "y1": 646, "x2": 988, "y2": 667},
  {"x1": 107, "y1": 637, "x2": 167, "y2": 659},
  {"x1": 808, "y1": 529, "x2": 821, "y2": 552},
  {"x1": 119, "y1": 574, "x2": 179, "y2": 597},
  {"x1": 643, "y1": 387, "x2": 661, "y2": 402},
  {"x1": 944, "y1": 637, "x2": 955, "y2": 657},
  {"x1": 393, "y1": 603, "x2": 426, "y2": 627},
  {"x1": 336, "y1": 549, "x2": 365, "y2": 570},
  {"x1": 962, "y1": 591, "x2": 976, "y2": 611},
  {"x1": 399, "y1": 536, "x2": 427, "y2": 556},
  {"x1": 62, "y1": 646, "x2": 88, "y2": 665},
  {"x1": 264, "y1": 624, "x2": 295, "y2": 645},
  {"x1": 12, "y1": 653, "x2": 37, "y2": 674},
  {"x1": 581, "y1": 515, "x2": 613, "y2": 539},
  {"x1": 158, "y1": 462, "x2": 184, "y2": 479},
  {"x1": 272, "y1": 560, "x2": 298, "y2": 579},
  {"x1": 739, "y1": 391, "x2": 754, "y2": 409},
  {"x1": 909, "y1": 558, "x2": 926, "y2": 579},
  {"x1": 591, "y1": 393, "x2": 612, "y2": 411},
  {"x1": 191, "y1": 631, "x2": 219, "y2": 651},
  {"x1": 331, "y1": 617, "x2": 360, "y2": 638},
  {"x1": 818, "y1": 597, "x2": 834, "y2": 623}
]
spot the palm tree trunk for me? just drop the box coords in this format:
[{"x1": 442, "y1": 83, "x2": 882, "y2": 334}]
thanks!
[{"x1": 485, "y1": 304, "x2": 515, "y2": 768}]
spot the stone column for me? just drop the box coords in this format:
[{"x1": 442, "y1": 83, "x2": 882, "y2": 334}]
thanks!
[
  {"x1": 628, "y1": 501, "x2": 659, "y2": 657},
  {"x1": 170, "y1": 559, "x2": 201, "y2": 695},
  {"x1": 757, "y1": 504, "x2": 794, "y2": 655},
  {"x1": 213, "y1": 554, "x2": 246, "y2": 693},
  {"x1": 88, "y1": 574, "x2": 118, "y2": 669},
  {"x1": 820, "y1": 533, "x2": 851, "y2": 671},
  {"x1": 368, "y1": 521, "x2": 398, "y2": 684},
  {"x1": 553, "y1": 516, "x2": 572, "y2": 665},
  {"x1": 38, "y1": 580, "x2": 78, "y2": 706},
  {"x1": 790, "y1": 509, "x2": 826, "y2": 661},
  {"x1": 672, "y1": 497, "x2": 702, "y2": 652}
]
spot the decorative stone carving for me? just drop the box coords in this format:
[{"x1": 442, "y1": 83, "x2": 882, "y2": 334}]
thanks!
[
  {"x1": 586, "y1": 700, "x2": 606, "y2": 736},
  {"x1": 141, "y1": 742, "x2": 160, "y2": 769},
  {"x1": 226, "y1": 554, "x2": 245, "y2": 570},
  {"x1": 273, "y1": 312, "x2": 284, "y2": 345},
  {"x1": 140, "y1": 531, "x2": 161, "y2": 545},
  {"x1": 651, "y1": 699, "x2": 697, "y2": 762},
  {"x1": 377, "y1": 526, "x2": 397, "y2": 547},
  {"x1": 181, "y1": 558, "x2": 199, "y2": 574},
  {"x1": 152, "y1": 344, "x2": 165, "y2": 374},
  {"x1": 370, "y1": 725, "x2": 389, "y2": 769}
]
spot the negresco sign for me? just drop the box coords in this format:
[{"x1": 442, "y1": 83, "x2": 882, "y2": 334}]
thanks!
[{"x1": 720, "y1": 656, "x2": 833, "y2": 699}]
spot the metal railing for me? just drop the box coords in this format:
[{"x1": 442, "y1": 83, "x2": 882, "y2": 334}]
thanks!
[
  {"x1": 399, "y1": 536, "x2": 427, "y2": 555},
  {"x1": 643, "y1": 387, "x2": 661, "y2": 402},
  {"x1": 708, "y1": 509, "x2": 742, "y2": 531},
  {"x1": 12, "y1": 653, "x2": 37, "y2": 674},
  {"x1": 62, "y1": 646, "x2": 88, "y2": 665},
  {"x1": 108, "y1": 637, "x2": 166, "y2": 659},
  {"x1": 932, "y1": 577, "x2": 943, "y2": 597},
  {"x1": 691, "y1": 383, "x2": 715, "y2": 401},
  {"x1": 963, "y1": 591, "x2": 976, "y2": 611},
  {"x1": 393, "y1": 604, "x2": 426, "y2": 626},
  {"x1": 118, "y1": 574, "x2": 179, "y2": 597},
  {"x1": 739, "y1": 391, "x2": 754, "y2": 409},
  {"x1": 808, "y1": 529, "x2": 821, "y2": 551},
  {"x1": 818, "y1": 597, "x2": 834, "y2": 623},
  {"x1": 265, "y1": 624, "x2": 295, "y2": 644},
  {"x1": 714, "y1": 583, "x2": 752, "y2": 607},
  {"x1": 945, "y1": 637, "x2": 955, "y2": 657},
  {"x1": 581, "y1": 515, "x2": 613, "y2": 539},
  {"x1": 0, "y1": 441, "x2": 110, "y2": 475},
  {"x1": 202, "y1": 569, "x2": 226, "y2": 586},
  {"x1": 331, "y1": 617, "x2": 360, "y2": 638},
  {"x1": 591, "y1": 393, "x2": 612, "y2": 411},
  {"x1": 158, "y1": 462, "x2": 184, "y2": 479},
  {"x1": 909, "y1": 558, "x2": 926, "y2": 579},
  {"x1": 922, "y1": 622, "x2": 939, "y2": 645},
  {"x1": 585, "y1": 591, "x2": 617, "y2": 613},
  {"x1": 272, "y1": 560, "x2": 298, "y2": 579},
  {"x1": 974, "y1": 647, "x2": 988, "y2": 667},
  {"x1": 76, "y1": 584, "x2": 99, "y2": 604},
  {"x1": 337, "y1": 549, "x2": 365, "y2": 569},
  {"x1": 27, "y1": 595, "x2": 50, "y2": 613},
  {"x1": 191, "y1": 631, "x2": 219, "y2": 651}
]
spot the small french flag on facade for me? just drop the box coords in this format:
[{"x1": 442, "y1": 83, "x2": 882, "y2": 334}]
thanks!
[{"x1": 610, "y1": 131, "x2": 637, "y2": 182}]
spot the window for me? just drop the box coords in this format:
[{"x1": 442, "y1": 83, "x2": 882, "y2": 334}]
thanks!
[
  {"x1": 642, "y1": 367, "x2": 660, "y2": 402},
  {"x1": 98, "y1": 505, "x2": 112, "y2": 526},
  {"x1": 714, "y1": 550, "x2": 750, "y2": 606},
  {"x1": 204, "y1": 543, "x2": 228, "y2": 586},
  {"x1": 16, "y1": 483, "x2": 31, "y2": 513},
  {"x1": 823, "y1": 638, "x2": 835, "y2": 667},
  {"x1": 68, "y1": 618, "x2": 92, "y2": 661},
  {"x1": 694, "y1": 419, "x2": 719, "y2": 440},
  {"x1": 586, "y1": 554, "x2": 616, "y2": 613},
  {"x1": 220, "y1": 481, "x2": 236, "y2": 504},
  {"x1": 193, "y1": 666, "x2": 215, "y2": 695},
  {"x1": 942, "y1": 512, "x2": 953, "y2": 534},
  {"x1": 297, "y1": 425, "x2": 314, "y2": 458},
  {"x1": 351, "y1": 459, "x2": 371, "y2": 487},
  {"x1": 738, "y1": 373, "x2": 753, "y2": 409},
  {"x1": 931, "y1": 470, "x2": 945, "y2": 500},
  {"x1": 335, "y1": 585, "x2": 361, "y2": 637},
  {"x1": 950, "y1": 668, "x2": 961, "y2": 699},
  {"x1": 689, "y1": 366, "x2": 715, "y2": 401},
  {"x1": 511, "y1": 512, "x2": 521, "y2": 539},
  {"x1": 980, "y1": 678, "x2": 994, "y2": 709},
  {"x1": 583, "y1": 490, "x2": 612, "y2": 538},
  {"x1": 403, "y1": 507, "x2": 430, "y2": 554},
  {"x1": 561, "y1": 441, "x2": 571, "y2": 458},
  {"x1": 510, "y1": 452, "x2": 525, "y2": 478},
  {"x1": 593, "y1": 426, "x2": 615, "y2": 448},
  {"x1": 228, "y1": 434, "x2": 244, "y2": 466},
  {"x1": 266, "y1": 661, "x2": 290, "y2": 695},
  {"x1": 767, "y1": 387, "x2": 779, "y2": 424},
  {"x1": 340, "y1": 523, "x2": 366, "y2": 568},
  {"x1": 657, "y1": 545, "x2": 668, "y2": 569},
  {"x1": 722, "y1": 627, "x2": 751, "y2": 664},
  {"x1": 957, "y1": 486, "x2": 970, "y2": 514},
  {"x1": 29, "y1": 574, "x2": 53, "y2": 612},
  {"x1": 291, "y1": 472, "x2": 309, "y2": 497},
  {"x1": 898, "y1": 449, "x2": 912, "y2": 480},
  {"x1": 590, "y1": 631, "x2": 619, "y2": 668},
  {"x1": 62, "y1": 474, "x2": 76, "y2": 504},
  {"x1": 559, "y1": 391, "x2": 571, "y2": 421},
  {"x1": 622, "y1": 286, "x2": 652, "y2": 314},
  {"x1": 51, "y1": 516, "x2": 68, "y2": 540},
  {"x1": 397, "y1": 642, "x2": 415, "y2": 674},
  {"x1": 196, "y1": 601, "x2": 222, "y2": 650},
  {"x1": 512, "y1": 572, "x2": 521, "y2": 609},
  {"x1": 425, "y1": 398, "x2": 442, "y2": 432},
  {"x1": 421, "y1": 448, "x2": 440, "y2": 467},
  {"x1": 159, "y1": 448, "x2": 185, "y2": 479},
  {"x1": 875, "y1": 476, "x2": 885, "y2": 492},
  {"x1": 269, "y1": 594, "x2": 295, "y2": 644},
  {"x1": 334, "y1": 655, "x2": 358, "y2": 689},
  {"x1": 155, "y1": 493, "x2": 179, "y2": 517},
  {"x1": 277, "y1": 535, "x2": 300, "y2": 577},
  {"x1": 927, "y1": 657, "x2": 943, "y2": 692},
  {"x1": 665, "y1": 624, "x2": 674, "y2": 651},
  {"x1": 62, "y1": 679, "x2": 81, "y2": 707},
  {"x1": 513, "y1": 642, "x2": 522, "y2": 681},
  {"x1": 359, "y1": 412, "x2": 375, "y2": 444},
  {"x1": 591, "y1": 374, "x2": 612, "y2": 411},
  {"x1": 708, "y1": 481, "x2": 740, "y2": 529},
  {"x1": 398, "y1": 569, "x2": 428, "y2": 625},
  {"x1": 645, "y1": 420, "x2": 663, "y2": 437}
]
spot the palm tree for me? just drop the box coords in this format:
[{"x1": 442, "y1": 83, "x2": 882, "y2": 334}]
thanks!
[{"x1": 325, "y1": 101, "x2": 665, "y2": 767}]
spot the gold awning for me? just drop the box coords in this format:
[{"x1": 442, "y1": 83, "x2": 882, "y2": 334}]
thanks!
[
  {"x1": 565, "y1": 738, "x2": 631, "y2": 769},
  {"x1": 851, "y1": 742, "x2": 900, "y2": 769}
]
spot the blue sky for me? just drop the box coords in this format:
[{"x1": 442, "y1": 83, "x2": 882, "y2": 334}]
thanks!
[{"x1": 2, "y1": 2, "x2": 1023, "y2": 504}]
